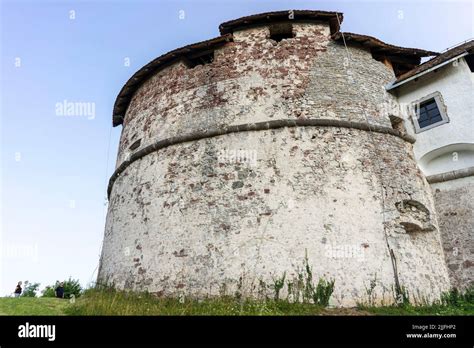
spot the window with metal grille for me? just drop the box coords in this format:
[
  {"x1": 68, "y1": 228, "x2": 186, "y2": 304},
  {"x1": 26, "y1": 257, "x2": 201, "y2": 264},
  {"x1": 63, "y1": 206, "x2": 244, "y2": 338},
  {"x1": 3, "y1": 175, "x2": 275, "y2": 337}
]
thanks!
[
  {"x1": 417, "y1": 98, "x2": 443, "y2": 129},
  {"x1": 411, "y1": 92, "x2": 449, "y2": 133}
]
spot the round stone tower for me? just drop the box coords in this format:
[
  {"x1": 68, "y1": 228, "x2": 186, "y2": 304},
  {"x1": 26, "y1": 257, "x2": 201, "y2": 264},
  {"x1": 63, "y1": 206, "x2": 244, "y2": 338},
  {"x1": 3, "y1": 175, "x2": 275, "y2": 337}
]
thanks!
[{"x1": 98, "y1": 10, "x2": 451, "y2": 306}]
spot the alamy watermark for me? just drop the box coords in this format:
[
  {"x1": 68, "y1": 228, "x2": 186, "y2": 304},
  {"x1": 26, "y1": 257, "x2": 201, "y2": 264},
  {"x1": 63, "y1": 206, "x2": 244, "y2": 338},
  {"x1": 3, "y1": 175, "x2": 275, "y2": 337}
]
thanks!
[
  {"x1": 18, "y1": 322, "x2": 55, "y2": 341},
  {"x1": 2, "y1": 243, "x2": 39, "y2": 263},
  {"x1": 55, "y1": 100, "x2": 96, "y2": 120},
  {"x1": 218, "y1": 149, "x2": 257, "y2": 167},
  {"x1": 324, "y1": 244, "x2": 366, "y2": 261}
]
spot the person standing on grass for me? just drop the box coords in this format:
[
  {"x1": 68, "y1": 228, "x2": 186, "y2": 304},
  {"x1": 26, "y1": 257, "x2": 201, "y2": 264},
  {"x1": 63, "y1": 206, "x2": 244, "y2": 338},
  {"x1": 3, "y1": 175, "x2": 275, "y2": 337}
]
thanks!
[
  {"x1": 14, "y1": 281, "x2": 22, "y2": 297},
  {"x1": 55, "y1": 282, "x2": 65, "y2": 299}
]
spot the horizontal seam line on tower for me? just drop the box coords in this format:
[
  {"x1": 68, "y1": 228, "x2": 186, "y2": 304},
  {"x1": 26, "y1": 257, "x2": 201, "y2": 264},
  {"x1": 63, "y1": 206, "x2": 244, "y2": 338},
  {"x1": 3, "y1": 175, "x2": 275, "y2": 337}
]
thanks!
[
  {"x1": 426, "y1": 166, "x2": 474, "y2": 184},
  {"x1": 107, "y1": 118, "x2": 415, "y2": 198}
]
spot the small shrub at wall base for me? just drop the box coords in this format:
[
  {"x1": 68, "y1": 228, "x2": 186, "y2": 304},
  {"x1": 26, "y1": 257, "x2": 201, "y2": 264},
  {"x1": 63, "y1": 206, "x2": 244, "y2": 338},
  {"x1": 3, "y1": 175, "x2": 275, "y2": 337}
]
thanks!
[
  {"x1": 441, "y1": 287, "x2": 473, "y2": 306},
  {"x1": 314, "y1": 278, "x2": 335, "y2": 306}
]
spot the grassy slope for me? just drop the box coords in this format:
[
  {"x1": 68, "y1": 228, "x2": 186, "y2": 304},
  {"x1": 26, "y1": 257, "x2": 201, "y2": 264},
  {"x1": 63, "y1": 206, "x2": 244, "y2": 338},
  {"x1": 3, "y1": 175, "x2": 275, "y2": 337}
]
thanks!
[
  {"x1": 65, "y1": 290, "x2": 473, "y2": 316},
  {"x1": 0, "y1": 290, "x2": 472, "y2": 316},
  {"x1": 0, "y1": 297, "x2": 69, "y2": 315},
  {"x1": 64, "y1": 290, "x2": 370, "y2": 316}
]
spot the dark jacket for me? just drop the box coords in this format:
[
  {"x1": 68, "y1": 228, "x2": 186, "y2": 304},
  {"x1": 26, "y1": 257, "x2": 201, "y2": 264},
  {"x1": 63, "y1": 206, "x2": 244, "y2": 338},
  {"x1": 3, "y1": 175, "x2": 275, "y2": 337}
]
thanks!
[{"x1": 55, "y1": 286, "x2": 65, "y2": 298}]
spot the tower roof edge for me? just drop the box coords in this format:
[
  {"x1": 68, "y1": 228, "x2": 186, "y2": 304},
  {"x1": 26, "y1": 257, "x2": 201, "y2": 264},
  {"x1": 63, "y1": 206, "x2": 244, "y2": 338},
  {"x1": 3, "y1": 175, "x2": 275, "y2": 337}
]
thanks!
[{"x1": 218, "y1": 10, "x2": 343, "y2": 35}]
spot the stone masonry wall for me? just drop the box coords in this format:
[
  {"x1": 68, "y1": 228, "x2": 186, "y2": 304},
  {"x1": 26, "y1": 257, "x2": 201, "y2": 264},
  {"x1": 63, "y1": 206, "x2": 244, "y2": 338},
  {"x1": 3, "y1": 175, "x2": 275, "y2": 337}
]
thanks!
[
  {"x1": 432, "y1": 177, "x2": 474, "y2": 290},
  {"x1": 115, "y1": 23, "x2": 395, "y2": 167},
  {"x1": 99, "y1": 22, "x2": 451, "y2": 306}
]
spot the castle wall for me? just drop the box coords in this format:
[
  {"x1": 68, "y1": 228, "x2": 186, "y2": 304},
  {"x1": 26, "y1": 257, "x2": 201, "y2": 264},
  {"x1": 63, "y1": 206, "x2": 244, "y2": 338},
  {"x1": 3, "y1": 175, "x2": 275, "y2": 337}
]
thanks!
[
  {"x1": 99, "y1": 22, "x2": 451, "y2": 306},
  {"x1": 431, "y1": 176, "x2": 474, "y2": 290}
]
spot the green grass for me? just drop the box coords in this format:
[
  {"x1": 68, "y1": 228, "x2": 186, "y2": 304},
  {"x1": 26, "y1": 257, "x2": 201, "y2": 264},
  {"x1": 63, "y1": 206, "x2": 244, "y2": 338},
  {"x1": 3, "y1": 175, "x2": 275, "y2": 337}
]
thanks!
[
  {"x1": 0, "y1": 297, "x2": 70, "y2": 315},
  {"x1": 64, "y1": 288, "x2": 333, "y2": 316},
  {"x1": 359, "y1": 303, "x2": 473, "y2": 316},
  {"x1": 1, "y1": 287, "x2": 472, "y2": 316},
  {"x1": 64, "y1": 288, "x2": 473, "y2": 316},
  {"x1": 359, "y1": 287, "x2": 474, "y2": 316}
]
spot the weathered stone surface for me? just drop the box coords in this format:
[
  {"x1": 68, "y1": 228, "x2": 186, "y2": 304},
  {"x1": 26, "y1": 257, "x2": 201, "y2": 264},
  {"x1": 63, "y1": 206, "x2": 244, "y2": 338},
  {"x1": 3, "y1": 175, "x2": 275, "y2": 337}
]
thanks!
[
  {"x1": 99, "y1": 22, "x2": 451, "y2": 306},
  {"x1": 432, "y1": 177, "x2": 474, "y2": 290}
]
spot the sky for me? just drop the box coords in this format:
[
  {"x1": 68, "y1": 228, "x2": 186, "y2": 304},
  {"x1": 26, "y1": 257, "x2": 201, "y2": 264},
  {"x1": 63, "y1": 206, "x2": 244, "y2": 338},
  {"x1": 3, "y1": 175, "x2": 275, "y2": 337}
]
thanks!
[{"x1": 0, "y1": 0, "x2": 472, "y2": 296}]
